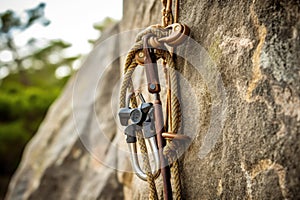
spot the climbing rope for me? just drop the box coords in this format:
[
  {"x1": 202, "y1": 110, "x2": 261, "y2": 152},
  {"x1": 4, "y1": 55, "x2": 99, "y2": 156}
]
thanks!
[
  {"x1": 161, "y1": 0, "x2": 182, "y2": 199},
  {"x1": 118, "y1": 0, "x2": 190, "y2": 199}
]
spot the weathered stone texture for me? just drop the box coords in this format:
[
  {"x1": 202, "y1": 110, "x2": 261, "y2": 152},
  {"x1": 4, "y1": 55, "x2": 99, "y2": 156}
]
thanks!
[{"x1": 6, "y1": 0, "x2": 300, "y2": 199}]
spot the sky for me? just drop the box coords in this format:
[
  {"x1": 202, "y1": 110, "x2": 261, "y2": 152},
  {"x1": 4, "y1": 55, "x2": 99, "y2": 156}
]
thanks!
[{"x1": 0, "y1": 0, "x2": 123, "y2": 56}]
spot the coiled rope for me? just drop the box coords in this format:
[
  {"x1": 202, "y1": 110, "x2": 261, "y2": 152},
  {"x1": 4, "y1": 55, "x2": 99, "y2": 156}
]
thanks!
[{"x1": 119, "y1": 27, "x2": 185, "y2": 199}]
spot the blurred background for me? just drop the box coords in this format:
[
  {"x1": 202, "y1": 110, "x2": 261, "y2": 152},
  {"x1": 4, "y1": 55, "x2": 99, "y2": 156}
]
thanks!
[{"x1": 0, "y1": 1, "x2": 122, "y2": 199}]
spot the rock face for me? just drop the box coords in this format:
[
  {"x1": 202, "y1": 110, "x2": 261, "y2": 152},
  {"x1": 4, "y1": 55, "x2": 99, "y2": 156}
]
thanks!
[{"x1": 6, "y1": 0, "x2": 300, "y2": 199}]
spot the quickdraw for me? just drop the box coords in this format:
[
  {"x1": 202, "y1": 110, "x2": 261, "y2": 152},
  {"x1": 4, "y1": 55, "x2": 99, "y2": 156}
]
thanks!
[{"x1": 118, "y1": 1, "x2": 190, "y2": 199}]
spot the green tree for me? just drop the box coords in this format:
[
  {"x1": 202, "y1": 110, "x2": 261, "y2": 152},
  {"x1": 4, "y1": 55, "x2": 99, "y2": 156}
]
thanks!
[
  {"x1": 88, "y1": 17, "x2": 117, "y2": 44},
  {"x1": 0, "y1": 3, "x2": 80, "y2": 198},
  {"x1": 0, "y1": 3, "x2": 50, "y2": 85}
]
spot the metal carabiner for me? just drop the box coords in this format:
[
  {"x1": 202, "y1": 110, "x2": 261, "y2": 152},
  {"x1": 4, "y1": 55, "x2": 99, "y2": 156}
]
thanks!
[
  {"x1": 127, "y1": 127, "x2": 160, "y2": 180},
  {"x1": 118, "y1": 93, "x2": 161, "y2": 181},
  {"x1": 158, "y1": 23, "x2": 190, "y2": 46}
]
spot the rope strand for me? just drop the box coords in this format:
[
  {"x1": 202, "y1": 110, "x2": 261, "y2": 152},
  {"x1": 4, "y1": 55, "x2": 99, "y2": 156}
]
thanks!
[{"x1": 164, "y1": 52, "x2": 182, "y2": 200}]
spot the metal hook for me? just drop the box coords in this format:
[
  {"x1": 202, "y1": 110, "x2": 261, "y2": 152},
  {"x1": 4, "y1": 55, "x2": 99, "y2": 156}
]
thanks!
[
  {"x1": 127, "y1": 135, "x2": 160, "y2": 180},
  {"x1": 118, "y1": 93, "x2": 161, "y2": 181}
]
